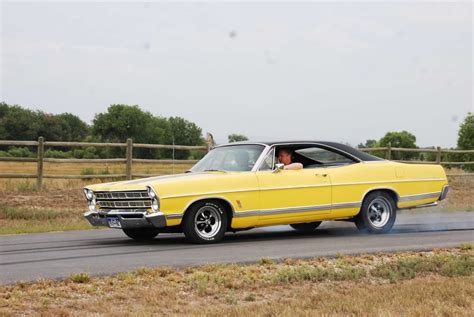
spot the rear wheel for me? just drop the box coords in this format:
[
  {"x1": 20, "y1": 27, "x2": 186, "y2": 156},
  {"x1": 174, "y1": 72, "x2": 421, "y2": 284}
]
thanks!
[
  {"x1": 355, "y1": 191, "x2": 396, "y2": 233},
  {"x1": 290, "y1": 221, "x2": 322, "y2": 232},
  {"x1": 182, "y1": 201, "x2": 228, "y2": 244},
  {"x1": 122, "y1": 228, "x2": 159, "y2": 241}
]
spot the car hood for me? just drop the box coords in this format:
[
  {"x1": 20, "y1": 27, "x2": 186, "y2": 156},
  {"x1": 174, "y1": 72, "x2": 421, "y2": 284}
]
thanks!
[{"x1": 86, "y1": 172, "x2": 229, "y2": 193}]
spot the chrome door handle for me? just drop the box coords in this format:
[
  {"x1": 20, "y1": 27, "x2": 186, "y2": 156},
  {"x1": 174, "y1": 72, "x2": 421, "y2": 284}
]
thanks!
[{"x1": 315, "y1": 173, "x2": 327, "y2": 177}]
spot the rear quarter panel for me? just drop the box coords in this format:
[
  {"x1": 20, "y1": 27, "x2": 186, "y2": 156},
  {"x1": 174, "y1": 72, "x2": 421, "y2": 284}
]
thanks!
[{"x1": 328, "y1": 161, "x2": 448, "y2": 217}]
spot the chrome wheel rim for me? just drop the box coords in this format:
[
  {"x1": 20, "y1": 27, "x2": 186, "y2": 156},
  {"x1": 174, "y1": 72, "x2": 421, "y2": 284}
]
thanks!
[
  {"x1": 367, "y1": 197, "x2": 391, "y2": 228},
  {"x1": 194, "y1": 205, "x2": 222, "y2": 239}
]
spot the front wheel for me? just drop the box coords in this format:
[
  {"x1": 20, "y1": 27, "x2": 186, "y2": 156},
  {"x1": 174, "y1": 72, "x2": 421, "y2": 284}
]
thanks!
[
  {"x1": 122, "y1": 228, "x2": 159, "y2": 241},
  {"x1": 290, "y1": 221, "x2": 322, "y2": 232},
  {"x1": 355, "y1": 191, "x2": 396, "y2": 234},
  {"x1": 182, "y1": 201, "x2": 228, "y2": 244}
]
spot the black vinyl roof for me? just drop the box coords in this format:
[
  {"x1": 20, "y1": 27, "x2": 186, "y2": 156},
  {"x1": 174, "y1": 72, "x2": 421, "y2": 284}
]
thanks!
[{"x1": 225, "y1": 141, "x2": 383, "y2": 162}]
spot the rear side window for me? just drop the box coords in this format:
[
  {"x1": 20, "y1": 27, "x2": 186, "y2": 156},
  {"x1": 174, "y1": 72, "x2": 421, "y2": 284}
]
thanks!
[{"x1": 295, "y1": 147, "x2": 354, "y2": 165}]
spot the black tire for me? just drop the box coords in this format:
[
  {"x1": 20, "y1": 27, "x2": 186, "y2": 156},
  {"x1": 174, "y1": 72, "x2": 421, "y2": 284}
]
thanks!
[
  {"x1": 290, "y1": 221, "x2": 322, "y2": 232},
  {"x1": 355, "y1": 191, "x2": 396, "y2": 234},
  {"x1": 122, "y1": 228, "x2": 159, "y2": 241},
  {"x1": 182, "y1": 201, "x2": 228, "y2": 244}
]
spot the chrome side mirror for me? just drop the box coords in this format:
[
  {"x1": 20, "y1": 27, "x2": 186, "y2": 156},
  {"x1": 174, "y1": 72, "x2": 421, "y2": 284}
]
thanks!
[{"x1": 272, "y1": 163, "x2": 285, "y2": 173}]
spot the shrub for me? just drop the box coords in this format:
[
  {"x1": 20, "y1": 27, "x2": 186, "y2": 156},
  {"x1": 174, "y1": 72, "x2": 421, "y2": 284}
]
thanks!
[
  {"x1": 8, "y1": 147, "x2": 34, "y2": 158},
  {"x1": 44, "y1": 149, "x2": 73, "y2": 158},
  {"x1": 68, "y1": 272, "x2": 90, "y2": 283}
]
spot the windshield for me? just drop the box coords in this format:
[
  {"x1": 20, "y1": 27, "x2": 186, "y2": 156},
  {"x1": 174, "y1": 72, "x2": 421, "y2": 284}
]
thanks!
[{"x1": 190, "y1": 144, "x2": 265, "y2": 172}]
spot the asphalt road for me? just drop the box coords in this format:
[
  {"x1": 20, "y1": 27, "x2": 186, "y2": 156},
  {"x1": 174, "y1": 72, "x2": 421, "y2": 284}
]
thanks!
[{"x1": 1, "y1": 211, "x2": 473, "y2": 284}]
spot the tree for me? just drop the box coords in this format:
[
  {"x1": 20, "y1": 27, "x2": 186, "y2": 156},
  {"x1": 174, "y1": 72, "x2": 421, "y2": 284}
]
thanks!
[
  {"x1": 92, "y1": 105, "x2": 170, "y2": 158},
  {"x1": 36, "y1": 113, "x2": 66, "y2": 142},
  {"x1": 92, "y1": 105, "x2": 160, "y2": 143},
  {"x1": 92, "y1": 106, "x2": 203, "y2": 159},
  {"x1": 457, "y1": 113, "x2": 474, "y2": 150},
  {"x1": 166, "y1": 117, "x2": 204, "y2": 159},
  {"x1": 357, "y1": 139, "x2": 377, "y2": 148},
  {"x1": 56, "y1": 113, "x2": 90, "y2": 141},
  {"x1": 0, "y1": 104, "x2": 41, "y2": 140},
  {"x1": 228, "y1": 134, "x2": 248, "y2": 143},
  {"x1": 0, "y1": 102, "x2": 90, "y2": 143},
  {"x1": 379, "y1": 131, "x2": 418, "y2": 160},
  {"x1": 357, "y1": 139, "x2": 385, "y2": 158},
  {"x1": 0, "y1": 102, "x2": 8, "y2": 140},
  {"x1": 456, "y1": 113, "x2": 474, "y2": 171}
]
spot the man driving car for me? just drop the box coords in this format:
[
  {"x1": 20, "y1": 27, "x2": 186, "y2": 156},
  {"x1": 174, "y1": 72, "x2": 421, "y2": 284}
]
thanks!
[{"x1": 277, "y1": 148, "x2": 303, "y2": 170}]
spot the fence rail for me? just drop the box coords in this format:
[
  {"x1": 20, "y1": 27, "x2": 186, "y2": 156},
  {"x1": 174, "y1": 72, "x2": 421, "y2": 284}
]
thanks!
[
  {"x1": 359, "y1": 144, "x2": 474, "y2": 165},
  {"x1": 0, "y1": 136, "x2": 214, "y2": 189},
  {"x1": 0, "y1": 138, "x2": 472, "y2": 189}
]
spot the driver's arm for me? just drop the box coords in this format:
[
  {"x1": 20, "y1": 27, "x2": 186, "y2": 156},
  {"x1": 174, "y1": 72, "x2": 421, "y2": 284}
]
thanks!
[{"x1": 284, "y1": 162, "x2": 303, "y2": 170}]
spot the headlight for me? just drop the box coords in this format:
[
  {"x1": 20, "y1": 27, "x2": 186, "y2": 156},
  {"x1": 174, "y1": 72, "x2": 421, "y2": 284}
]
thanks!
[
  {"x1": 147, "y1": 186, "x2": 160, "y2": 212},
  {"x1": 88, "y1": 199, "x2": 97, "y2": 212},
  {"x1": 151, "y1": 198, "x2": 159, "y2": 212},
  {"x1": 147, "y1": 186, "x2": 157, "y2": 200},
  {"x1": 83, "y1": 188, "x2": 94, "y2": 201}
]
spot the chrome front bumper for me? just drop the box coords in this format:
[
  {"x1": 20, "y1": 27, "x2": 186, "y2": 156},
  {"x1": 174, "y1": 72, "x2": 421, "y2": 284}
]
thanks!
[{"x1": 84, "y1": 210, "x2": 167, "y2": 229}]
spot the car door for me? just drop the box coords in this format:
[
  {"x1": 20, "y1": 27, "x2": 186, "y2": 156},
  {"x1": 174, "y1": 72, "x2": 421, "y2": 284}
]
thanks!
[{"x1": 255, "y1": 146, "x2": 332, "y2": 226}]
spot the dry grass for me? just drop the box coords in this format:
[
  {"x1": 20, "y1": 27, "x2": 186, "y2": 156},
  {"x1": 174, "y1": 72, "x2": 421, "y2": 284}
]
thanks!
[
  {"x1": 0, "y1": 249, "x2": 472, "y2": 316},
  {"x1": 0, "y1": 208, "x2": 94, "y2": 234}
]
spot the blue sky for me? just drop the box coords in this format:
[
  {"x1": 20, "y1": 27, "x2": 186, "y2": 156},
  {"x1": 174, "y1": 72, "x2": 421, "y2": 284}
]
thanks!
[{"x1": 1, "y1": 1, "x2": 472, "y2": 146}]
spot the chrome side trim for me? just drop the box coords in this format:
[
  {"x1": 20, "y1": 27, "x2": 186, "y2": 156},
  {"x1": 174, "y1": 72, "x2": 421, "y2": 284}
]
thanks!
[
  {"x1": 399, "y1": 191, "x2": 442, "y2": 202},
  {"x1": 233, "y1": 201, "x2": 361, "y2": 218},
  {"x1": 233, "y1": 210, "x2": 260, "y2": 217},
  {"x1": 258, "y1": 203, "x2": 332, "y2": 216},
  {"x1": 166, "y1": 213, "x2": 183, "y2": 220},
  {"x1": 333, "y1": 201, "x2": 362, "y2": 209},
  {"x1": 400, "y1": 202, "x2": 438, "y2": 210}
]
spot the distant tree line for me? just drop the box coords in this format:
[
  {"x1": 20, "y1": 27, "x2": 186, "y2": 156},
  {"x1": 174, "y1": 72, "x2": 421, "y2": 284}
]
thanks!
[
  {"x1": 358, "y1": 113, "x2": 474, "y2": 171},
  {"x1": 0, "y1": 102, "x2": 205, "y2": 160},
  {"x1": 1, "y1": 102, "x2": 473, "y2": 170}
]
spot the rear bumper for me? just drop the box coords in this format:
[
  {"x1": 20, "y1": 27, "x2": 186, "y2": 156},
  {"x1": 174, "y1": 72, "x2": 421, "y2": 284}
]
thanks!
[
  {"x1": 439, "y1": 185, "x2": 449, "y2": 201},
  {"x1": 84, "y1": 210, "x2": 167, "y2": 229}
]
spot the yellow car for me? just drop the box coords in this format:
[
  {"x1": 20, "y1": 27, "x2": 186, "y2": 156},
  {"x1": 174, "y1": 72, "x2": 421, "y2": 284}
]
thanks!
[{"x1": 84, "y1": 141, "x2": 449, "y2": 243}]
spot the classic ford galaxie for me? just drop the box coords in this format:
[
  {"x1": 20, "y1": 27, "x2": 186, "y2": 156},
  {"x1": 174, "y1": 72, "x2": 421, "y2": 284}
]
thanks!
[{"x1": 84, "y1": 141, "x2": 449, "y2": 243}]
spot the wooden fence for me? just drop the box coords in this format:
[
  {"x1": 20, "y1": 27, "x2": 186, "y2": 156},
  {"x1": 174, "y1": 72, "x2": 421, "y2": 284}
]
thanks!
[
  {"x1": 358, "y1": 145, "x2": 474, "y2": 165},
  {"x1": 0, "y1": 137, "x2": 472, "y2": 190},
  {"x1": 358, "y1": 144, "x2": 474, "y2": 177},
  {"x1": 0, "y1": 136, "x2": 214, "y2": 190}
]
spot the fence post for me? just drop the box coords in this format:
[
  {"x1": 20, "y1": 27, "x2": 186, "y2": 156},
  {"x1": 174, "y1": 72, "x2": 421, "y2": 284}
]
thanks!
[
  {"x1": 386, "y1": 142, "x2": 392, "y2": 160},
  {"x1": 436, "y1": 146, "x2": 441, "y2": 164},
  {"x1": 126, "y1": 138, "x2": 133, "y2": 180},
  {"x1": 36, "y1": 137, "x2": 44, "y2": 190}
]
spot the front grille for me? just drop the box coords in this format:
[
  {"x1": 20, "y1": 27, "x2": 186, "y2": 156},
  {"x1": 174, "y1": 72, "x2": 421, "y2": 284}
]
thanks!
[{"x1": 95, "y1": 190, "x2": 151, "y2": 210}]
